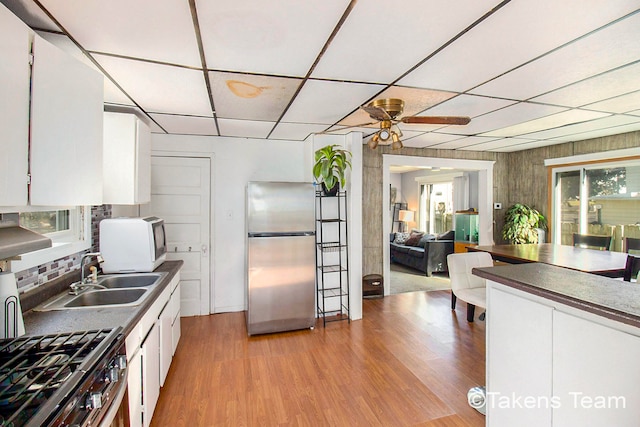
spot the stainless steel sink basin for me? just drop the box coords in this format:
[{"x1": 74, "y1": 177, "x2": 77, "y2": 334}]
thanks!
[
  {"x1": 35, "y1": 272, "x2": 167, "y2": 311},
  {"x1": 64, "y1": 288, "x2": 148, "y2": 307},
  {"x1": 98, "y1": 273, "x2": 165, "y2": 289}
]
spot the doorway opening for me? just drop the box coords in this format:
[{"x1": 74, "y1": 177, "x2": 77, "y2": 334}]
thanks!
[{"x1": 383, "y1": 155, "x2": 495, "y2": 297}]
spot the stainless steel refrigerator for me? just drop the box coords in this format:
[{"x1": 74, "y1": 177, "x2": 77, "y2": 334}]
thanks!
[{"x1": 246, "y1": 181, "x2": 316, "y2": 335}]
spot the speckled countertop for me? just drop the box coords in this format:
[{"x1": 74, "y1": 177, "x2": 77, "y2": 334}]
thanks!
[
  {"x1": 473, "y1": 262, "x2": 640, "y2": 328},
  {"x1": 22, "y1": 260, "x2": 183, "y2": 337}
]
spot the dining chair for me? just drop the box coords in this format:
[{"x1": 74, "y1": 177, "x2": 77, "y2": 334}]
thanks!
[
  {"x1": 572, "y1": 233, "x2": 612, "y2": 251},
  {"x1": 447, "y1": 252, "x2": 494, "y2": 322},
  {"x1": 623, "y1": 237, "x2": 640, "y2": 254},
  {"x1": 623, "y1": 255, "x2": 640, "y2": 282}
]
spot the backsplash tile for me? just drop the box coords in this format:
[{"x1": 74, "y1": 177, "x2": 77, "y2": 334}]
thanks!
[{"x1": 15, "y1": 205, "x2": 112, "y2": 290}]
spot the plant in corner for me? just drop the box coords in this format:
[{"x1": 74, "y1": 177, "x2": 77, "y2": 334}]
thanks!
[
  {"x1": 502, "y1": 203, "x2": 547, "y2": 244},
  {"x1": 313, "y1": 144, "x2": 352, "y2": 196}
]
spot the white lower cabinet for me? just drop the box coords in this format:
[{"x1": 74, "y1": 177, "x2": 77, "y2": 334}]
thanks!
[
  {"x1": 142, "y1": 321, "x2": 160, "y2": 427},
  {"x1": 125, "y1": 271, "x2": 181, "y2": 427},
  {"x1": 487, "y1": 281, "x2": 640, "y2": 426}
]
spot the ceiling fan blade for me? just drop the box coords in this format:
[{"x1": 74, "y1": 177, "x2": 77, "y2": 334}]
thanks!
[
  {"x1": 401, "y1": 116, "x2": 471, "y2": 125},
  {"x1": 361, "y1": 105, "x2": 391, "y2": 121}
]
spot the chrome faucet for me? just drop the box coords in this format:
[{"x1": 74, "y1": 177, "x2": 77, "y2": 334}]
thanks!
[{"x1": 69, "y1": 252, "x2": 106, "y2": 295}]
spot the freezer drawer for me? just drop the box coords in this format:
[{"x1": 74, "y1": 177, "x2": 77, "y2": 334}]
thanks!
[{"x1": 247, "y1": 234, "x2": 315, "y2": 335}]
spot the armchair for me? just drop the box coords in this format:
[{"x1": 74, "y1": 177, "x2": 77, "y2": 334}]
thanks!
[{"x1": 447, "y1": 252, "x2": 493, "y2": 322}]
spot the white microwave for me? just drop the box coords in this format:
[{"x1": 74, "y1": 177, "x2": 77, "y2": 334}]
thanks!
[{"x1": 100, "y1": 217, "x2": 167, "y2": 273}]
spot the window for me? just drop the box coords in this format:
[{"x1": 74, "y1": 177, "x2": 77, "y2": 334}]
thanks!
[
  {"x1": 551, "y1": 159, "x2": 640, "y2": 250},
  {"x1": 19, "y1": 210, "x2": 70, "y2": 235}
]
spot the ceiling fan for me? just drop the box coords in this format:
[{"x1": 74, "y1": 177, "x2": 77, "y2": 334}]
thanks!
[{"x1": 332, "y1": 98, "x2": 471, "y2": 150}]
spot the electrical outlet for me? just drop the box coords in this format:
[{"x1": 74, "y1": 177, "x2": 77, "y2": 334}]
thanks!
[{"x1": 494, "y1": 202, "x2": 502, "y2": 209}]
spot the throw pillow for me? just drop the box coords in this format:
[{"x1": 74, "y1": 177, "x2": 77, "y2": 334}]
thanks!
[
  {"x1": 394, "y1": 232, "x2": 410, "y2": 244},
  {"x1": 418, "y1": 234, "x2": 436, "y2": 246},
  {"x1": 405, "y1": 232, "x2": 425, "y2": 246}
]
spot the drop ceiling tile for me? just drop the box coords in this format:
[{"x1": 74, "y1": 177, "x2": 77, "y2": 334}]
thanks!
[
  {"x1": 532, "y1": 61, "x2": 640, "y2": 107},
  {"x1": 209, "y1": 71, "x2": 301, "y2": 121},
  {"x1": 431, "y1": 136, "x2": 499, "y2": 150},
  {"x1": 491, "y1": 139, "x2": 569, "y2": 152},
  {"x1": 481, "y1": 109, "x2": 610, "y2": 138},
  {"x1": 628, "y1": 110, "x2": 640, "y2": 117},
  {"x1": 399, "y1": 132, "x2": 462, "y2": 148},
  {"x1": 197, "y1": 0, "x2": 350, "y2": 76},
  {"x1": 311, "y1": 0, "x2": 500, "y2": 83},
  {"x1": 218, "y1": 118, "x2": 274, "y2": 139},
  {"x1": 437, "y1": 102, "x2": 566, "y2": 135},
  {"x1": 149, "y1": 113, "x2": 217, "y2": 136},
  {"x1": 39, "y1": 0, "x2": 201, "y2": 67},
  {"x1": 2, "y1": 0, "x2": 60, "y2": 31},
  {"x1": 421, "y1": 94, "x2": 516, "y2": 118},
  {"x1": 547, "y1": 121, "x2": 640, "y2": 142},
  {"x1": 583, "y1": 90, "x2": 640, "y2": 114},
  {"x1": 459, "y1": 138, "x2": 539, "y2": 151},
  {"x1": 398, "y1": 0, "x2": 640, "y2": 92},
  {"x1": 283, "y1": 80, "x2": 383, "y2": 125},
  {"x1": 520, "y1": 114, "x2": 640, "y2": 140},
  {"x1": 94, "y1": 54, "x2": 211, "y2": 116},
  {"x1": 269, "y1": 122, "x2": 330, "y2": 140},
  {"x1": 471, "y1": 12, "x2": 640, "y2": 100}
]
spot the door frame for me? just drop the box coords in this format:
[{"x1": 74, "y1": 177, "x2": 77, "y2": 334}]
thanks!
[
  {"x1": 382, "y1": 155, "x2": 494, "y2": 296},
  {"x1": 151, "y1": 150, "x2": 215, "y2": 315}
]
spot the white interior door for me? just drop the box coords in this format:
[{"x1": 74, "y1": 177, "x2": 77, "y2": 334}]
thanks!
[{"x1": 141, "y1": 156, "x2": 211, "y2": 316}]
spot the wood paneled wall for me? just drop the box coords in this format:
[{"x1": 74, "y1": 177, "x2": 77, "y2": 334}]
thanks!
[{"x1": 361, "y1": 130, "x2": 640, "y2": 276}]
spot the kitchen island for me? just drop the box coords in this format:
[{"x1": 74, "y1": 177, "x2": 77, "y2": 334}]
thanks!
[{"x1": 472, "y1": 263, "x2": 640, "y2": 427}]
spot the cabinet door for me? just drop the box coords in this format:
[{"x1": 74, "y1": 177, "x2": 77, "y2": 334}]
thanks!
[
  {"x1": 0, "y1": 4, "x2": 30, "y2": 206},
  {"x1": 30, "y1": 34, "x2": 104, "y2": 206},
  {"x1": 103, "y1": 112, "x2": 151, "y2": 204},
  {"x1": 127, "y1": 347, "x2": 143, "y2": 427},
  {"x1": 487, "y1": 285, "x2": 553, "y2": 427},
  {"x1": 142, "y1": 321, "x2": 160, "y2": 427},
  {"x1": 553, "y1": 311, "x2": 640, "y2": 426},
  {"x1": 159, "y1": 304, "x2": 172, "y2": 386}
]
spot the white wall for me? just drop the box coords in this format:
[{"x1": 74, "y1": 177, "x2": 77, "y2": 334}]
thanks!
[{"x1": 152, "y1": 133, "x2": 310, "y2": 313}]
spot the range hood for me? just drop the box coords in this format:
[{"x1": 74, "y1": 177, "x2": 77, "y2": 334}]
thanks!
[{"x1": 0, "y1": 222, "x2": 52, "y2": 261}]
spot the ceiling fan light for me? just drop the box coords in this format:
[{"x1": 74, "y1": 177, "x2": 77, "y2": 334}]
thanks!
[
  {"x1": 391, "y1": 132, "x2": 403, "y2": 150},
  {"x1": 367, "y1": 137, "x2": 379, "y2": 149},
  {"x1": 379, "y1": 128, "x2": 390, "y2": 141}
]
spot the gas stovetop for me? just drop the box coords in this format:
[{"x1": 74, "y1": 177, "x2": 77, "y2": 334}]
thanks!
[{"x1": 0, "y1": 328, "x2": 122, "y2": 427}]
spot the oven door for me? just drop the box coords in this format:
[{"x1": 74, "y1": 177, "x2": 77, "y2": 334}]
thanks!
[{"x1": 100, "y1": 376, "x2": 130, "y2": 427}]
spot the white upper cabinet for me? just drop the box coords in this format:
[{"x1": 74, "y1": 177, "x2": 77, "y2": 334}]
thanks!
[
  {"x1": 29, "y1": 34, "x2": 104, "y2": 206},
  {"x1": 0, "y1": 5, "x2": 31, "y2": 206},
  {"x1": 103, "y1": 112, "x2": 151, "y2": 205}
]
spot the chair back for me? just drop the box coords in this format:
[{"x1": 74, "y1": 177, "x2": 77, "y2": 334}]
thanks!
[
  {"x1": 624, "y1": 255, "x2": 640, "y2": 282},
  {"x1": 623, "y1": 237, "x2": 640, "y2": 254},
  {"x1": 572, "y1": 233, "x2": 612, "y2": 251},
  {"x1": 447, "y1": 252, "x2": 494, "y2": 292}
]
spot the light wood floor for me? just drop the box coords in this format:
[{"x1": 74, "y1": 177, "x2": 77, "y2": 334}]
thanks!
[{"x1": 151, "y1": 290, "x2": 486, "y2": 426}]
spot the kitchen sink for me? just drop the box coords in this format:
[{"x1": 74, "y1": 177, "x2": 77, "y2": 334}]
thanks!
[
  {"x1": 98, "y1": 273, "x2": 165, "y2": 289},
  {"x1": 64, "y1": 288, "x2": 148, "y2": 307},
  {"x1": 35, "y1": 272, "x2": 167, "y2": 311}
]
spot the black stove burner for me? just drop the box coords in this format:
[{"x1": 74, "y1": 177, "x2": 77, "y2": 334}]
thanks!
[{"x1": 0, "y1": 329, "x2": 118, "y2": 427}]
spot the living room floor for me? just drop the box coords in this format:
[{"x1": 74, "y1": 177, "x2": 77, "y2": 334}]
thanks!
[
  {"x1": 152, "y1": 290, "x2": 486, "y2": 426},
  {"x1": 390, "y1": 262, "x2": 452, "y2": 295}
]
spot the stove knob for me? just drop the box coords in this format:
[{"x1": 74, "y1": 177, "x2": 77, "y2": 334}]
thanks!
[
  {"x1": 106, "y1": 367, "x2": 120, "y2": 383},
  {"x1": 86, "y1": 392, "x2": 103, "y2": 410},
  {"x1": 115, "y1": 354, "x2": 127, "y2": 370}
]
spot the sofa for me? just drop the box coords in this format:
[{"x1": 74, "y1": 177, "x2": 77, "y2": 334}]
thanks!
[{"x1": 390, "y1": 230, "x2": 455, "y2": 276}]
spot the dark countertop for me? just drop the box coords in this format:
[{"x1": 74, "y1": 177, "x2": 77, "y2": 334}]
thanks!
[
  {"x1": 472, "y1": 262, "x2": 640, "y2": 329},
  {"x1": 23, "y1": 260, "x2": 183, "y2": 337}
]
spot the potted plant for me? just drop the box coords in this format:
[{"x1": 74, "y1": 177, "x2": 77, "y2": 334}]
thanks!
[
  {"x1": 502, "y1": 203, "x2": 547, "y2": 244},
  {"x1": 313, "y1": 144, "x2": 352, "y2": 196}
]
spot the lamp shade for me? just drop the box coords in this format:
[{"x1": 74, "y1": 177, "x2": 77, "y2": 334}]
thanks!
[{"x1": 398, "y1": 210, "x2": 414, "y2": 222}]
